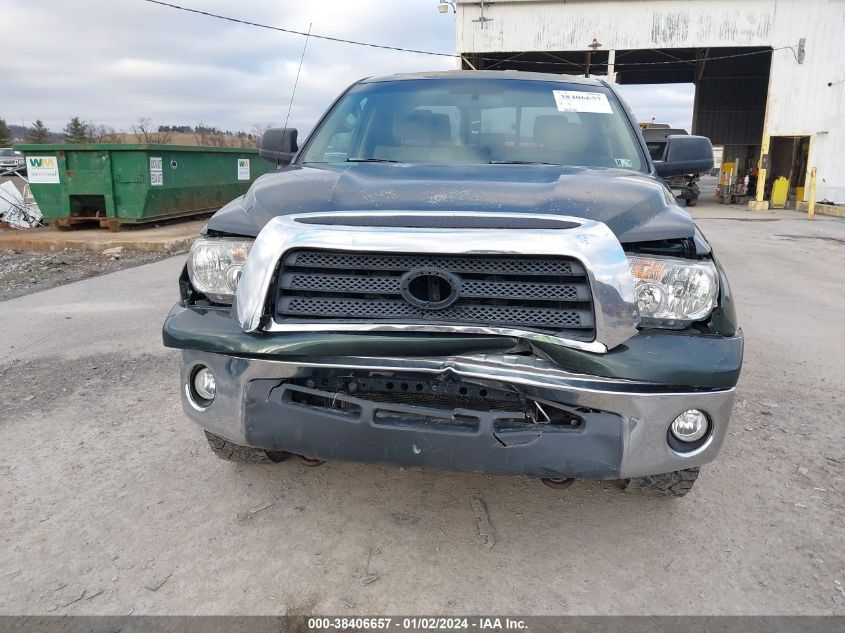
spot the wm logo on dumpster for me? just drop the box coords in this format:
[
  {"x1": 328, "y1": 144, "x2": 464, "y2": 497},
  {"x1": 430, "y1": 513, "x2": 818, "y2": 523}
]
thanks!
[{"x1": 28, "y1": 157, "x2": 56, "y2": 168}]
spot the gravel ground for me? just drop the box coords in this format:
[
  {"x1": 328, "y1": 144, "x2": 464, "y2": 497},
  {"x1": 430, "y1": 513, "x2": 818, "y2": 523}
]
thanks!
[
  {"x1": 0, "y1": 197, "x2": 843, "y2": 615},
  {"x1": 0, "y1": 248, "x2": 177, "y2": 301}
]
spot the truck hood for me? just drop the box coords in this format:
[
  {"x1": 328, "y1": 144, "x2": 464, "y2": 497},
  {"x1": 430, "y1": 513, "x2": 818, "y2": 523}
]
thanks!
[{"x1": 209, "y1": 162, "x2": 694, "y2": 243}]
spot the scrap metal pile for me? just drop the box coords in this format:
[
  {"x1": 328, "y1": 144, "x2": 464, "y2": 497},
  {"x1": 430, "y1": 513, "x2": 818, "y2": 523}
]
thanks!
[{"x1": 0, "y1": 175, "x2": 43, "y2": 229}]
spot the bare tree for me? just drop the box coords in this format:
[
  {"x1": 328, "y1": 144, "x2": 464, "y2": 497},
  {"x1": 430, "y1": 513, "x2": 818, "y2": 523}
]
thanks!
[
  {"x1": 249, "y1": 122, "x2": 274, "y2": 148},
  {"x1": 192, "y1": 122, "x2": 212, "y2": 146},
  {"x1": 153, "y1": 126, "x2": 173, "y2": 144},
  {"x1": 87, "y1": 122, "x2": 122, "y2": 143},
  {"x1": 132, "y1": 117, "x2": 172, "y2": 144},
  {"x1": 133, "y1": 117, "x2": 153, "y2": 143},
  {"x1": 193, "y1": 123, "x2": 227, "y2": 146}
]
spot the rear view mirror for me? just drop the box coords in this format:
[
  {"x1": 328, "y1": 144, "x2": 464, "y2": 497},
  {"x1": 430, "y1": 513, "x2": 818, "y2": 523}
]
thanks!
[
  {"x1": 259, "y1": 128, "x2": 298, "y2": 166},
  {"x1": 654, "y1": 135, "x2": 714, "y2": 177}
]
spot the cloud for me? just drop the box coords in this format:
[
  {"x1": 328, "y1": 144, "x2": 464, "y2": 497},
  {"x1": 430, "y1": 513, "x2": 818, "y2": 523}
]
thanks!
[
  {"x1": 4, "y1": 1, "x2": 693, "y2": 136},
  {"x1": 616, "y1": 84, "x2": 695, "y2": 131},
  {"x1": 4, "y1": 0, "x2": 457, "y2": 133}
]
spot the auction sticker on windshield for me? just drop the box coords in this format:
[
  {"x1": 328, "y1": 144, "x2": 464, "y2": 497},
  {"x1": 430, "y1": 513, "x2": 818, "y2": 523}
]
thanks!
[
  {"x1": 26, "y1": 156, "x2": 60, "y2": 184},
  {"x1": 552, "y1": 90, "x2": 613, "y2": 114}
]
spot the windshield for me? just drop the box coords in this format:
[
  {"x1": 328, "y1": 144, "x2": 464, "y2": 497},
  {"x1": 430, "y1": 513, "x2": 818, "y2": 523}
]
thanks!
[
  {"x1": 301, "y1": 78, "x2": 645, "y2": 171},
  {"x1": 645, "y1": 142, "x2": 666, "y2": 161},
  {"x1": 0, "y1": 149, "x2": 21, "y2": 157}
]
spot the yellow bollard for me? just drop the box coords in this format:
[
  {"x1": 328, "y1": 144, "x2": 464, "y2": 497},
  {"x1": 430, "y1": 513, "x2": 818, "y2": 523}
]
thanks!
[
  {"x1": 748, "y1": 134, "x2": 770, "y2": 211},
  {"x1": 808, "y1": 167, "x2": 817, "y2": 220}
]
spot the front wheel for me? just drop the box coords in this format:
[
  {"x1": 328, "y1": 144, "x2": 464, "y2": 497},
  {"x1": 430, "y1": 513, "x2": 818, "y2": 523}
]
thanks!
[
  {"x1": 204, "y1": 431, "x2": 291, "y2": 463},
  {"x1": 624, "y1": 467, "x2": 700, "y2": 497}
]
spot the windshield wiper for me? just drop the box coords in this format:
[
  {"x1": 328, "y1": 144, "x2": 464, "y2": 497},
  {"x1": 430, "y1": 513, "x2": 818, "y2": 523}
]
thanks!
[
  {"x1": 346, "y1": 157, "x2": 400, "y2": 163},
  {"x1": 488, "y1": 160, "x2": 556, "y2": 165}
]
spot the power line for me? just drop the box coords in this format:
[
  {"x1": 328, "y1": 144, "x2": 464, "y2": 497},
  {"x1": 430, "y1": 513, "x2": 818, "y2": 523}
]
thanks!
[
  {"x1": 142, "y1": 0, "x2": 456, "y2": 59},
  {"x1": 141, "y1": 0, "x2": 793, "y2": 70},
  {"x1": 484, "y1": 47, "x2": 794, "y2": 69}
]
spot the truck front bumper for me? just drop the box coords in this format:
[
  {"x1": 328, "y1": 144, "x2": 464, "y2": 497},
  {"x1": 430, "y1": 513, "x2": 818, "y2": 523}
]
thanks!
[{"x1": 178, "y1": 346, "x2": 735, "y2": 480}]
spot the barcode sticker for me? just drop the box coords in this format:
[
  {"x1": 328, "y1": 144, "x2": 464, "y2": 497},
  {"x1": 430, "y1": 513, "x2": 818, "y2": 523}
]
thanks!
[{"x1": 552, "y1": 90, "x2": 613, "y2": 114}]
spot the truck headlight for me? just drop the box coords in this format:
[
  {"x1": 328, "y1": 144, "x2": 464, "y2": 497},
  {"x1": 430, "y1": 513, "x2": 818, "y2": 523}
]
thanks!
[
  {"x1": 187, "y1": 237, "x2": 253, "y2": 304},
  {"x1": 628, "y1": 255, "x2": 718, "y2": 328}
]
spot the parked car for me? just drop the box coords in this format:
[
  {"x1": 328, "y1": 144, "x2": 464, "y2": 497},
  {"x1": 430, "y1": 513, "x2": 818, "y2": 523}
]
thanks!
[
  {"x1": 642, "y1": 127, "x2": 704, "y2": 206},
  {"x1": 0, "y1": 148, "x2": 26, "y2": 175},
  {"x1": 163, "y1": 71, "x2": 741, "y2": 496}
]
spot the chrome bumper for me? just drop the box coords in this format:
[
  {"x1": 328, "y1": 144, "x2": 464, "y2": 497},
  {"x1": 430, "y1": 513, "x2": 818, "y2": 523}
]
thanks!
[{"x1": 180, "y1": 349, "x2": 735, "y2": 479}]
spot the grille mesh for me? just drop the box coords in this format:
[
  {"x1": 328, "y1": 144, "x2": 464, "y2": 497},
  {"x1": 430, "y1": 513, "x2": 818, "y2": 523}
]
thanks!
[
  {"x1": 283, "y1": 273, "x2": 587, "y2": 302},
  {"x1": 286, "y1": 273, "x2": 401, "y2": 294},
  {"x1": 280, "y1": 297, "x2": 591, "y2": 328},
  {"x1": 286, "y1": 251, "x2": 583, "y2": 276},
  {"x1": 275, "y1": 249, "x2": 595, "y2": 336},
  {"x1": 462, "y1": 279, "x2": 581, "y2": 301}
]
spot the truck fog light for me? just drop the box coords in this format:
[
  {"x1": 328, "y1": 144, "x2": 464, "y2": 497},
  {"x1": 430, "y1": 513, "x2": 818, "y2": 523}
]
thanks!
[
  {"x1": 670, "y1": 409, "x2": 709, "y2": 443},
  {"x1": 192, "y1": 366, "x2": 216, "y2": 402}
]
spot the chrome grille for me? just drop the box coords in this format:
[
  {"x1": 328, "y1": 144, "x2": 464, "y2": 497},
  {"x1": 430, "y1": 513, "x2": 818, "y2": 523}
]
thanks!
[
  {"x1": 287, "y1": 251, "x2": 583, "y2": 276},
  {"x1": 274, "y1": 250, "x2": 595, "y2": 337}
]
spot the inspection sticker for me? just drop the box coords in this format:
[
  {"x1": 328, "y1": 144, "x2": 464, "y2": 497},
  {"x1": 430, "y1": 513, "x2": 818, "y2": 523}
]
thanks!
[
  {"x1": 237, "y1": 158, "x2": 250, "y2": 181},
  {"x1": 26, "y1": 156, "x2": 60, "y2": 184},
  {"x1": 552, "y1": 90, "x2": 613, "y2": 114},
  {"x1": 150, "y1": 157, "x2": 163, "y2": 186}
]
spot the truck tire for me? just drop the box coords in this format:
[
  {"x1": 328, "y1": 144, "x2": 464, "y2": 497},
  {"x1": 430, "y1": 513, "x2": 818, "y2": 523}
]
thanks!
[
  {"x1": 626, "y1": 467, "x2": 700, "y2": 497},
  {"x1": 685, "y1": 197, "x2": 698, "y2": 207},
  {"x1": 204, "y1": 431, "x2": 291, "y2": 463}
]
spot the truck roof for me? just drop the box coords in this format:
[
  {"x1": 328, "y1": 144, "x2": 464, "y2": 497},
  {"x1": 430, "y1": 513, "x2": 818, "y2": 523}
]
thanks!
[
  {"x1": 361, "y1": 69, "x2": 605, "y2": 86},
  {"x1": 641, "y1": 127, "x2": 689, "y2": 142}
]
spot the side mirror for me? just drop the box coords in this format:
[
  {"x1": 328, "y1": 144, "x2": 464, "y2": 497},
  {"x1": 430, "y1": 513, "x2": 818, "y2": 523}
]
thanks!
[
  {"x1": 653, "y1": 135, "x2": 714, "y2": 177},
  {"x1": 259, "y1": 128, "x2": 298, "y2": 166}
]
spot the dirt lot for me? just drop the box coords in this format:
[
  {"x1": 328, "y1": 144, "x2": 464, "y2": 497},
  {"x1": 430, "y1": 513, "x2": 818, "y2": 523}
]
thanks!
[
  {"x1": 0, "y1": 195, "x2": 843, "y2": 615},
  {"x1": 0, "y1": 169, "x2": 198, "y2": 300},
  {"x1": 0, "y1": 249, "x2": 174, "y2": 301}
]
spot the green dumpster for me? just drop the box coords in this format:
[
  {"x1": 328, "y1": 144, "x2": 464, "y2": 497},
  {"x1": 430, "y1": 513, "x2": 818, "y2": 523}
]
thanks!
[{"x1": 16, "y1": 144, "x2": 275, "y2": 230}]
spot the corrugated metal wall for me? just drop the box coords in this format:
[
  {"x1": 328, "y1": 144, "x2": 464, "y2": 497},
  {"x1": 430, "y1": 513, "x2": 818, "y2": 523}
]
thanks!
[
  {"x1": 692, "y1": 49, "x2": 771, "y2": 145},
  {"x1": 456, "y1": 0, "x2": 776, "y2": 53},
  {"x1": 693, "y1": 78, "x2": 767, "y2": 145}
]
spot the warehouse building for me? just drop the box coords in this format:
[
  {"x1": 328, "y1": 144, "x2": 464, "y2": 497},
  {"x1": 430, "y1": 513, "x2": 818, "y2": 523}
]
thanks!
[{"x1": 452, "y1": 0, "x2": 845, "y2": 208}]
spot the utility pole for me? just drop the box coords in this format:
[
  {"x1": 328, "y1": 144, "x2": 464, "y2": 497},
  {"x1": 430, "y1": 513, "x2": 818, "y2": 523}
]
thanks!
[{"x1": 586, "y1": 39, "x2": 601, "y2": 77}]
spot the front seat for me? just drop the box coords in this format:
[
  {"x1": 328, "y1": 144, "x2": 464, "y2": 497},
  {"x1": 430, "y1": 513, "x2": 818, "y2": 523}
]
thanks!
[
  {"x1": 374, "y1": 110, "x2": 436, "y2": 161},
  {"x1": 533, "y1": 115, "x2": 589, "y2": 163}
]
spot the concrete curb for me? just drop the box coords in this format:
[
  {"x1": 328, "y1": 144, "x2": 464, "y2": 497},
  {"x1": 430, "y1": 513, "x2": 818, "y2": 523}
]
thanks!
[
  {"x1": 0, "y1": 221, "x2": 203, "y2": 253},
  {"x1": 796, "y1": 201, "x2": 845, "y2": 219},
  {"x1": 0, "y1": 234, "x2": 196, "y2": 253}
]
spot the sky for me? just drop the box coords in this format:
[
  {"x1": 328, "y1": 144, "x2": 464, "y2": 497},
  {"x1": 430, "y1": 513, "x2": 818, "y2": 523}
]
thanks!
[{"x1": 3, "y1": 0, "x2": 694, "y2": 136}]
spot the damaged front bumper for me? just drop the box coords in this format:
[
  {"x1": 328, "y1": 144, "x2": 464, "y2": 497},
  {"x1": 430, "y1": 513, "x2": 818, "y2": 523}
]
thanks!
[{"x1": 166, "y1": 306, "x2": 740, "y2": 479}]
